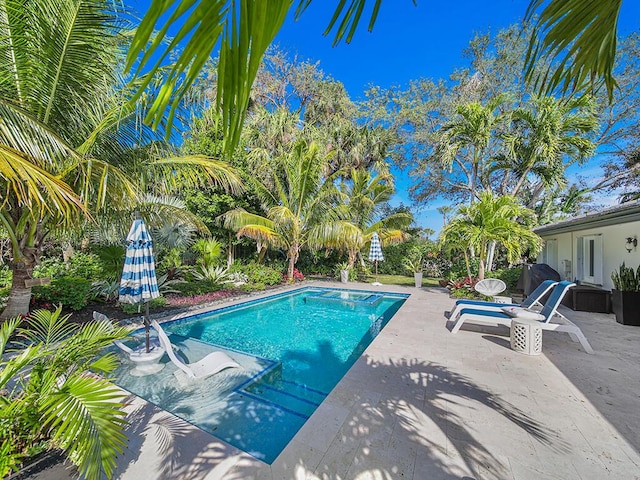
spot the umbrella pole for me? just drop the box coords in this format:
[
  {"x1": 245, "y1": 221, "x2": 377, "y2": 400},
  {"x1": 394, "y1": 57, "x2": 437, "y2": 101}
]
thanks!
[
  {"x1": 375, "y1": 260, "x2": 378, "y2": 283},
  {"x1": 145, "y1": 301, "x2": 150, "y2": 353}
]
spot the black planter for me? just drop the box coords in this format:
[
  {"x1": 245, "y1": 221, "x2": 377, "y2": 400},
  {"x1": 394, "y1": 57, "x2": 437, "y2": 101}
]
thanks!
[{"x1": 611, "y1": 289, "x2": 640, "y2": 326}]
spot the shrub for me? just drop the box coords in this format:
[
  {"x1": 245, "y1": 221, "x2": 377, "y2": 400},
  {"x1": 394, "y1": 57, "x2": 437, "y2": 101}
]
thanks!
[
  {"x1": 33, "y1": 253, "x2": 104, "y2": 281},
  {"x1": 234, "y1": 263, "x2": 282, "y2": 285},
  {"x1": 493, "y1": 266, "x2": 522, "y2": 291},
  {"x1": 173, "y1": 280, "x2": 220, "y2": 296},
  {"x1": 32, "y1": 276, "x2": 92, "y2": 310},
  {"x1": 165, "y1": 290, "x2": 239, "y2": 307},
  {"x1": 91, "y1": 279, "x2": 120, "y2": 302},
  {"x1": 282, "y1": 268, "x2": 305, "y2": 283},
  {"x1": 121, "y1": 296, "x2": 167, "y2": 314},
  {"x1": 0, "y1": 286, "x2": 9, "y2": 310},
  {"x1": 240, "y1": 282, "x2": 265, "y2": 293},
  {"x1": 446, "y1": 276, "x2": 482, "y2": 300},
  {"x1": 0, "y1": 265, "x2": 12, "y2": 288}
]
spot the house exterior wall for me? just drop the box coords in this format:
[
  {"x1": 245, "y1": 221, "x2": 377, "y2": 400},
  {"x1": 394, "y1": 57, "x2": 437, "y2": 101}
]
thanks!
[{"x1": 537, "y1": 222, "x2": 640, "y2": 290}]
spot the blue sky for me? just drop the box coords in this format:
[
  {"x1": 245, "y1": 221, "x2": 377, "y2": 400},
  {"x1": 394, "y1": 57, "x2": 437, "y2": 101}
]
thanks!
[{"x1": 129, "y1": 1, "x2": 640, "y2": 234}]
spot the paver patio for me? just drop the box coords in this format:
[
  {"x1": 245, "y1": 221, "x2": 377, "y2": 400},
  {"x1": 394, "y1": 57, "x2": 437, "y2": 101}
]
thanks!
[{"x1": 58, "y1": 282, "x2": 640, "y2": 479}]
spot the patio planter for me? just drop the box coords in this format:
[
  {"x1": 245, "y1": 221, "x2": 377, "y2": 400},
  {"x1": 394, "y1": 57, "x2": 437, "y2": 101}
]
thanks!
[
  {"x1": 414, "y1": 272, "x2": 423, "y2": 288},
  {"x1": 340, "y1": 270, "x2": 349, "y2": 283},
  {"x1": 611, "y1": 289, "x2": 640, "y2": 326}
]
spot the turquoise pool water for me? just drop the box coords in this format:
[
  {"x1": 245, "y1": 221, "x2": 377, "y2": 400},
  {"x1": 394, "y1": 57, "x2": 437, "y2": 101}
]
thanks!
[{"x1": 113, "y1": 287, "x2": 407, "y2": 463}]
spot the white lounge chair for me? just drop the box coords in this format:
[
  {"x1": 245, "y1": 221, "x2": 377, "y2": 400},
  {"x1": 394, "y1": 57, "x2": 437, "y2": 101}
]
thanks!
[
  {"x1": 449, "y1": 280, "x2": 557, "y2": 319},
  {"x1": 451, "y1": 281, "x2": 594, "y2": 354},
  {"x1": 151, "y1": 320, "x2": 240, "y2": 380}
]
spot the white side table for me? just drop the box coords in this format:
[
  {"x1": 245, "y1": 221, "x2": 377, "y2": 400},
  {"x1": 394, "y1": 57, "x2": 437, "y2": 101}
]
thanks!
[
  {"x1": 510, "y1": 318, "x2": 543, "y2": 355},
  {"x1": 493, "y1": 295, "x2": 512, "y2": 304}
]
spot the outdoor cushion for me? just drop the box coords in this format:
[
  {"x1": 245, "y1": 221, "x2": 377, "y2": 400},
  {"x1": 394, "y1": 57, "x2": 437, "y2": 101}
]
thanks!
[{"x1": 501, "y1": 306, "x2": 545, "y2": 321}]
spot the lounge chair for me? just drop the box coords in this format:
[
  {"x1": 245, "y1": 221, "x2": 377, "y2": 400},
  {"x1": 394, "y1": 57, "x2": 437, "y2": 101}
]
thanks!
[
  {"x1": 449, "y1": 279, "x2": 557, "y2": 319},
  {"x1": 451, "y1": 281, "x2": 594, "y2": 354},
  {"x1": 151, "y1": 320, "x2": 240, "y2": 380}
]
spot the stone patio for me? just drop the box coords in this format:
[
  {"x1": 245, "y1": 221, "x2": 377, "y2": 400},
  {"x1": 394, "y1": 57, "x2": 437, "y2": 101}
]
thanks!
[{"x1": 103, "y1": 282, "x2": 640, "y2": 479}]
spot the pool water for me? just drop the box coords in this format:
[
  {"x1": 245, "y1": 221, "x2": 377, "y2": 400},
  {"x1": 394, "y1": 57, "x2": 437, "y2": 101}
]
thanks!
[{"x1": 113, "y1": 287, "x2": 407, "y2": 463}]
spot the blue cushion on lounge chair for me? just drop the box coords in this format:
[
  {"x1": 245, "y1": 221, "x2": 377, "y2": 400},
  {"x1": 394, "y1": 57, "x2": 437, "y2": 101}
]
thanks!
[{"x1": 457, "y1": 308, "x2": 510, "y2": 319}]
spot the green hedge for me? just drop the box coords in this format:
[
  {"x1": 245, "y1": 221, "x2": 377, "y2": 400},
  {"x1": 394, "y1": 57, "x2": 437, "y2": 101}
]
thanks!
[{"x1": 32, "y1": 276, "x2": 92, "y2": 311}]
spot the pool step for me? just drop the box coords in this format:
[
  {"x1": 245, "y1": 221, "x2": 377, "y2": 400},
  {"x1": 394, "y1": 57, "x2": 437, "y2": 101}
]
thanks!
[
  {"x1": 305, "y1": 290, "x2": 383, "y2": 307},
  {"x1": 240, "y1": 380, "x2": 327, "y2": 419}
]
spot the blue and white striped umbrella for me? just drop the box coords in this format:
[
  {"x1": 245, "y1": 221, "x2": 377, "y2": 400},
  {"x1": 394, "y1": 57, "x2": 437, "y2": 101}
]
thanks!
[
  {"x1": 368, "y1": 232, "x2": 384, "y2": 262},
  {"x1": 119, "y1": 218, "x2": 160, "y2": 304}
]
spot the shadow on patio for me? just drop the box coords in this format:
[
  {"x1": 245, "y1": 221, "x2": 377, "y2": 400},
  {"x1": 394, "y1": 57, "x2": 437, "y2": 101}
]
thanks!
[{"x1": 114, "y1": 347, "x2": 564, "y2": 479}]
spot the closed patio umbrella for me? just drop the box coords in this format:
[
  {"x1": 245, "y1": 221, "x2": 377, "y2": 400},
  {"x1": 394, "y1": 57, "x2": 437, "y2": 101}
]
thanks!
[
  {"x1": 119, "y1": 216, "x2": 160, "y2": 353},
  {"x1": 368, "y1": 232, "x2": 384, "y2": 286}
]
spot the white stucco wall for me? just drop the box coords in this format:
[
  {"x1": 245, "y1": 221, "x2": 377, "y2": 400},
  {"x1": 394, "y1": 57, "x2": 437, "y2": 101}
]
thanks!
[{"x1": 537, "y1": 222, "x2": 640, "y2": 290}]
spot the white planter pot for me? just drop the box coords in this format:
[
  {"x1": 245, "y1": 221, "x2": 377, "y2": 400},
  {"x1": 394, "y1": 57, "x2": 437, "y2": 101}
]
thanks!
[
  {"x1": 414, "y1": 272, "x2": 423, "y2": 288},
  {"x1": 340, "y1": 270, "x2": 349, "y2": 283}
]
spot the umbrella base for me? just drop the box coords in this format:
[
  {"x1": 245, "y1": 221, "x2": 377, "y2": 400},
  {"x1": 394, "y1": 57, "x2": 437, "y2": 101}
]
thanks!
[
  {"x1": 127, "y1": 345, "x2": 166, "y2": 377},
  {"x1": 372, "y1": 282, "x2": 382, "y2": 286}
]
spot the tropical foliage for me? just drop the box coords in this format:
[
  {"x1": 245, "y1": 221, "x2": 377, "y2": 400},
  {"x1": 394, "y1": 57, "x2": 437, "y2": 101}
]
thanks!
[
  {"x1": 0, "y1": 307, "x2": 129, "y2": 479},
  {"x1": 337, "y1": 169, "x2": 412, "y2": 267},
  {"x1": 222, "y1": 140, "x2": 349, "y2": 279},
  {"x1": 440, "y1": 192, "x2": 543, "y2": 279},
  {"x1": 0, "y1": 0, "x2": 242, "y2": 319}
]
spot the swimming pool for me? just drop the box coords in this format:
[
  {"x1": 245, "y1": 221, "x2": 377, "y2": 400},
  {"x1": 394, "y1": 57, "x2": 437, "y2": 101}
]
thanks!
[{"x1": 112, "y1": 287, "x2": 407, "y2": 463}]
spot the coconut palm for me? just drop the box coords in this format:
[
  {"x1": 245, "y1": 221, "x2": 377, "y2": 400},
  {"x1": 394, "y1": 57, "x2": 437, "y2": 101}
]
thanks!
[
  {"x1": 337, "y1": 169, "x2": 411, "y2": 268},
  {"x1": 0, "y1": 307, "x2": 130, "y2": 480},
  {"x1": 440, "y1": 191, "x2": 542, "y2": 280},
  {"x1": 0, "y1": 0, "x2": 243, "y2": 319},
  {"x1": 222, "y1": 140, "x2": 349, "y2": 279}
]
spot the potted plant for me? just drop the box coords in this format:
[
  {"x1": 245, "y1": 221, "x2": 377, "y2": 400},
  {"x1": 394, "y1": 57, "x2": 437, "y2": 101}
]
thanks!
[
  {"x1": 404, "y1": 255, "x2": 424, "y2": 288},
  {"x1": 611, "y1": 262, "x2": 640, "y2": 326},
  {"x1": 337, "y1": 262, "x2": 351, "y2": 284}
]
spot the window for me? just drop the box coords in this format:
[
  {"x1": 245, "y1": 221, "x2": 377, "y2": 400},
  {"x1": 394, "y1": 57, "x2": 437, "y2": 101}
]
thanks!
[{"x1": 576, "y1": 235, "x2": 603, "y2": 285}]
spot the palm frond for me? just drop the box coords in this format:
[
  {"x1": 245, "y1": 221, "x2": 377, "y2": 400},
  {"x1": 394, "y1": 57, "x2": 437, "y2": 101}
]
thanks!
[
  {"x1": 19, "y1": 306, "x2": 75, "y2": 347},
  {"x1": 524, "y1": 0, "x2": 622, "y2": 99},
  {"x1": 42, "y1": 375, "x2": 127, "y2": 480}
]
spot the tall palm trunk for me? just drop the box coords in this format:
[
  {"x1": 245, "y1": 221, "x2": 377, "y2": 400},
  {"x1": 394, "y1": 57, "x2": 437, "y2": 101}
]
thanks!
[
  {"x1": 2, "y1": 261, "x2": 34, "y2": 319},
  {"x1": 287, "y1": 243, "x2": 299, "y2": 280}
]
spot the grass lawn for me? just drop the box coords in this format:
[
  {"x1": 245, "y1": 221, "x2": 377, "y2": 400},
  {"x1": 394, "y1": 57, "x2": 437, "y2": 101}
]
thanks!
[{"x1": 364, "y1": 274, "x2": 443, "y2": 287}]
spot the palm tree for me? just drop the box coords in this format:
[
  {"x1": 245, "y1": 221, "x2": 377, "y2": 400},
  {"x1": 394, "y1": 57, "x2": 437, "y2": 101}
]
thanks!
[
  {"x1": 128, "y1": 0, "x2": 622, "y2": 155},
  {"x1": 337, "y1": 169, "x2": 411, "y2": 268},
  {"x1": 435, "y1": 96, "x2": 506, "y2": 203},
  {"x1": 222, "y1": 140, "x2": 347, "y2": 279},
  {"x1": 499, "y1": 95, "x2": 597, "y2": 199},
  {"x1": 0, "y1": 0, "x2": 243, "y2": 319},
  {"x1": 437, "y1": 205, "x2": 454, "y2": 227},
  {"x1": 440, "y1": 191, "x2": 542, "y2": 280},
  {"x1": 0, "y1": 307, "x2": 130, "y2": 480}
]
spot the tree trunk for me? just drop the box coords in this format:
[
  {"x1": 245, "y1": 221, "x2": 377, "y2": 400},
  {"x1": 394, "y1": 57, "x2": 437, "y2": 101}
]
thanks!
[
  {"x1": 227, "y1": 232, "x2": 234, "y2": 267},
  {"x1": 348, "y1": 249, "x2": 358, "y2": 269},
  {"x1": 478, "y1": 258, "x2": 486, "y2": 281},
  {"x1": 287, "y1": 255, "x2": 296, "y2": 281},
  {"x1": 287, "y1": 244, "x2": 299, "y2": 280},
  {"x1": 464, "y1": 251, "x2": 472, "y2": 280},
  {"x1": 1, "y1": 261, "x2": 34, "y2": 319},
  {"x1": 486, "y1": 241, "x2": 497, "y2": 272}
]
